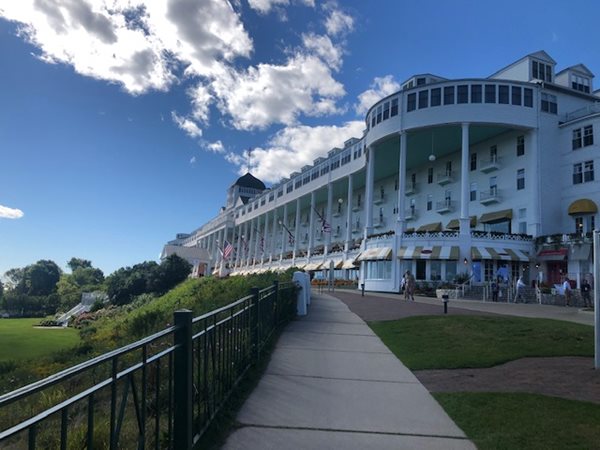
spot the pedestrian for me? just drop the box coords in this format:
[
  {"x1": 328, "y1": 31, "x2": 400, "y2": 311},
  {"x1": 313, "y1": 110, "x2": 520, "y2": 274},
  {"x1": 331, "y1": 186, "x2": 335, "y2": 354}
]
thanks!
[
  {"x1": 562, "y1": 277, "x2": 572, "y2": 306},
  {"x1": 515, "y1": 276, "x2": 526, "y2": 303},
  {"x1": 581, "y1": 279, "x2": 592, "y2": 308},
  {"x1": 405, "y1": 270, "x2": 416, "y2": 301},
  {"x1": 491, "y1": 278, "x2": 499, "y2": 302},
  {"x1": 400, "y1": 273, "x2": 407, "y2": 298}
]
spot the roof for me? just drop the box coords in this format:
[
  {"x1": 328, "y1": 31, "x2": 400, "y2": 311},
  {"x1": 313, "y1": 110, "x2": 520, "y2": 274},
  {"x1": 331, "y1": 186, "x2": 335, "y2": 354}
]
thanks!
[
  {"x1": 234, "y1": 172, "x2": 266, "y2": 191},
  {"x1": 556, "y1": 64, "x2": 595, "y2": 78},
  {"x1": 160, "y1": 245, "x2": 211, "y2": 261},
  {"x1": 488, "y1": 50, "x2": 556, "y2": 78}
]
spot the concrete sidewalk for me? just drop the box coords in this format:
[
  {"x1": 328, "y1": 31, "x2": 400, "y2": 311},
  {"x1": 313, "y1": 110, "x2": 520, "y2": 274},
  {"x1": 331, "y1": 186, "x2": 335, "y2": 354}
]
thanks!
[{"x1": 222, "y1": 294, "x2": 476, "y2": 450}]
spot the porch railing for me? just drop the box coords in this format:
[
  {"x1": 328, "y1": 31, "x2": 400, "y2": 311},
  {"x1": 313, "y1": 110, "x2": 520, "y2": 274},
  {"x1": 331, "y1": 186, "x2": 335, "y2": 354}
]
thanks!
[{"x1": 0, "y1": 281, "x2": 296, "y2": 449}]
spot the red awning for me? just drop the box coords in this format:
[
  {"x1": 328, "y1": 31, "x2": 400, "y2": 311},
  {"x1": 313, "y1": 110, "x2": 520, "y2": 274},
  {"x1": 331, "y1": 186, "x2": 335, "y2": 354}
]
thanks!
[{"x1": 537, "y1": 248, "x2": 568, "y2": 261}]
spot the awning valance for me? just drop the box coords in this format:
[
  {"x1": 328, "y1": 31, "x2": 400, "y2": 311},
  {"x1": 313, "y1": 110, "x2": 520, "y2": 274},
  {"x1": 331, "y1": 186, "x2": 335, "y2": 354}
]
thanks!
[
  {"x1": 446, "y1": 216, "x2": 477, "y2": 230},
  {"x1": 568, "y1": 199, "x2": 598, "y2": 215},
  {"x1": 341, "y1": 259, "x2": 359, "y2": 269},
  {"x1": 322, "y1": 259, "x2": 344, "y2": 269},
  {"x1": 479, "y1": 209, "x2": 513, "y2": 224},
  {"x1": 537, "y1": 248, "x2": 568, "y2": 261},
  {"x1": 304, "y1": 262, "x2": 323, "y2": 271},
  {"x1": 357, "y1": 247, "x2": 393, "y2": 261},
  {"x1": 417, "y1": 222, "x2": 442, "y2": 232},
  {"x1": 471, "y1": 247, "x2": 530, "y2": 262},
  {"x1": 404, "y1": 227, "x2": 415, "y2": 233},
  {"x1": 398, "y1": 246, "x2": 460, "y2": 260}
]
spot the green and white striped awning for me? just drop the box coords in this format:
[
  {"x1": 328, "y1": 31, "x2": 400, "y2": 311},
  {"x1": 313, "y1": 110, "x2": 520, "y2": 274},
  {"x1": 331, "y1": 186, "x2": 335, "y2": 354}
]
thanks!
[
  {"x1": 471, "y1": 247, "x2": 530, "y2": 262},
  {"x1": 357, "y1": 247, "x2": 393, "y2": 261},
  {"x1": 398, "y1": 246, "x2": 460, "y2": 260}
]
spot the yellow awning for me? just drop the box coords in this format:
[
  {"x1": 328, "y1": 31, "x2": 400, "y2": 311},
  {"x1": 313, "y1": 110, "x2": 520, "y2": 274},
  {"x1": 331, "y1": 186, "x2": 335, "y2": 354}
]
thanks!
[
  {"x1": 479, "y1": 209, "x2": 513, "y2": 224},
  {"x1": 568, "y1": 199, "x2": 598, "y2": 215},
  {"x1": 304, "y1": 262, "x2": 323, "y2": 271},
  {"x1": 341, "y1": 259, "x2": 359, "y2": 269},
  {"x1": 471, "y1": 247, "x2": 530, "y2": 262},
  {"x1": 446, "y1": 216, "x2": 477, "y2": 230},
  {"x1": 357, "y1": 247, "x2": 393, "y2": 261},
  {"x1": 398, "y1": 246, "x2": 460, "y2": 260},
  {"x1": 416, "y1": 222, "x2": 442, "y2": 232}
]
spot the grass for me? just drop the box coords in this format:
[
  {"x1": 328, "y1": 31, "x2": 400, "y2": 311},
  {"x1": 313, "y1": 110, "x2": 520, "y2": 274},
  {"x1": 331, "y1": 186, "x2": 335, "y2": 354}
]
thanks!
[
  {"x1": 0, "y1": 318, "x2": 80, "y2": 363},
  {"x1": 435, "y1": 393, "x2": 600, "y2": 450},
  {"x1": 369, "y1": 315, "x2": 594, "y2": 370}
]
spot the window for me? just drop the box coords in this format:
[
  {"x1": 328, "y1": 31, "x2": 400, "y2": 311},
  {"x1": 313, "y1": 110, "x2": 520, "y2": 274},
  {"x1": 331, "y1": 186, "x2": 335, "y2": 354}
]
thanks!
[
  {"x1": 573, "y1": 129, "x2": 582, "y2": 149},
  {"x1": 341, "y1": 151, "x2": 351, "y2": 165},
  {"x1": 416, "y1": 77, "x2": 426, "y2": 86},
  {"x1": 584, "y1": 160, "x2": 595, "y2": 182},
  {"x1": 320, "y1": 164, "x2": 329, "y2": 176},
  {"x1": 532, "y1": 60, "x2": 552, "y2": 82},
  {"x1": 443, "y1": 86, "x2": 455, "y2": 105},
  {"x1": 498, "y1": 85, "x2": 509, "y2": 104},
  {"x1": 485, "y1": 84, "x2": 496, "y2": 103},
  {"x1": 366, "y1": 260, "x2": 392, "y2": 280},
  {"x1": 470, "y1": 153, "x2": 477, "y2": 171},
  {"x1": 490, "y1": 145, "x2": 497, "y2": 163},
  {"x1": 376, "y1": 105, "x2": 383, "y2": 124},
  {"x1": 511, "y1": 86, "x2": 522, "y2": 105},
  {"x1": 391, "y1": 98, "x2": 399, "y2": 116},
  {"x1": 277, "y1": 189, "x2": 283, "y2": 198},
  {"x1": 379, "y1": 186, "x2": 385, "y2": 201},
  {"x1": 330, "y1": 157, "x2": 340, "y2": 171},
  {"x1": 444, "y1": 190, "x2": 452, "y2": 205},
  {"x1": 286, "y1": 183, "x2": 294, "y2": 193},
  {"x1": 311, "y1": 169, "x2": 319, "y2": 181},
  {"x1": 371, "y1": 113, "x2": 376, "y2": 128},
  {"x1": 394, "y1": 178, "x2": 398, "y2": 191},
  {"x1": 303, "y1": 173, "x2": 310, "y2": 185},
  {"x1": 519, "y1": 222, "x2": 527, "y2": 234},
  {"x1": 573, "y1": 163, "x2": 583, "y2": 184},
  {"x1": 517, "y1": 135, "x2": 525, "y2": 156},
  {"x1": 490, "y1": 176, "x2": 497, "y2": 194},
  {"x1": 470, "y1": 182, "x2": 477, "y2": 201},
  {"x1": 523, "y1": 88, "x2": 533, "y2": 107},
  {"x1": 571, "y1": 74, "x2": 591, "y2": 93},
  {"x1": 430, "y1": 261, "x2": 442, "y2": 281},
  {"x1": 407, "y1": 93, "x2": 416, "y2": 111},
  {"x1": 357, "y1": 193, "x2": 361, "y2": 208},
  {"x1": 295, "y1": 178, "x2": 302, "y2": 189},
  {"x1": 418, "y1": 90, "x2": 428, "y2": 109},
  {"x1": 457, "y1": 85, "x2": 468, "y2": 103},
  {"x1": 431, "y1": 88, "x2": 441, "y2": 106},
  {"x1": 383, "y1": 101, "x2": 390, "y2": 120},
  {"x1": 518, "y1": 208, "x2": 527, "y2": 220},
  {"x1": 410, "y1": 173, "x2": 416, "y2": 188},
  {"x1": 471, "y1": 84, "x2": 482, "y2": 103},
  {"x1": 427, "y1": 167, "x2": 433, "y2": 184},
  {"x1": 445, "y1": 161, "x2": 452, "y2": 176},
  {"x1": 517, "y1": 169, "x2": 525, "y2": 190},
  {"x1": 426, "y1": 194, "x2": 432, "y2": 211},
  {"x1": 583, "y1": 125, "x2": 594, "y2": 146},
  {"x1": 541, "y1": 93, "x2": 557, "y2": 114}
]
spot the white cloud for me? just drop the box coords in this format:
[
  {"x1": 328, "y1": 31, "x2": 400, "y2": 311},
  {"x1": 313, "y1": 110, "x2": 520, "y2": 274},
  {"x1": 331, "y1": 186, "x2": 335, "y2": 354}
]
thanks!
[
  {"x1": 0, "y1": 0, "x2": 253, "y2": 94},
  {"x1": 324, "y1": 6, "x2": 354, "y2": 36},
  {"x1": 211, "y1": 54, "x2": 345, "y2": 130},
  {"x1": 302, "y1": 33, "x2": 342, "y2": 70},
  {"x1": 171, "y1": 111, "x2": 202, "y2": 138},
  {"x1": 206, "y1": 140, "x2": 225, "y2": 153},
  {"x1": 247, "y1": 0, "x2": 314, "y2": 14},
  {"x1": 355, "y1": 75, "x2": 400, "y2": 115},
  {"x1": 228, "y1": 121, "x2": 364, "y2": 182},
  {"x1": 189, "y1": 156, "x2": 197, "y2": 164},
  {"x1": 188, "y1": 83, "x2": 213, "y2": 123},
  {"x1": 0, "y1": 204, "x2": 24, "y2": 219}
]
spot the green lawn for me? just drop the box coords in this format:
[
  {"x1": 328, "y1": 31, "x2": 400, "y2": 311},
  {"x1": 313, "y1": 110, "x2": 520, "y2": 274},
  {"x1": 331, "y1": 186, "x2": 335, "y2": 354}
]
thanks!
[
  {"x1": 369, "y1": 315, "x2": 594, "y2": 370},
  {"x1": 435, "y1": 393, "x2": 600, "y2": 450},
  {"x1": 0, "y1": 319, "x2": 80, "y2": 363}
]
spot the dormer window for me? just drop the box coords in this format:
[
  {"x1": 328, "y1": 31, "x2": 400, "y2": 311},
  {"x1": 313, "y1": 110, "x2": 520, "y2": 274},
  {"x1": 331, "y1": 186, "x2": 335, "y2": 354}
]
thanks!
[
  {"x1": 532, "y1": 60, "x2": 553, "y2": 82},
  {"x1": 571, "y1": 74, "x2": 591, "y2": 93}
]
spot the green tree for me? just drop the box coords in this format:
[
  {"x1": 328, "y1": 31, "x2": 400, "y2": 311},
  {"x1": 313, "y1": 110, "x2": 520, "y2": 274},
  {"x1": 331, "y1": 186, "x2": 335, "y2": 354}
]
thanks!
[
  {"x1": 67, "y1": 257, "x2": 92, "y2": 272},
  {"x1": 56, "y1": 275, "x2": 82, "y2": 311},
  {"x1": 71, "y1": 267, "x2": 104, "y2": 288},
  {"x1": 24, "y1": 260, "x2": 62, "y2": 296}
]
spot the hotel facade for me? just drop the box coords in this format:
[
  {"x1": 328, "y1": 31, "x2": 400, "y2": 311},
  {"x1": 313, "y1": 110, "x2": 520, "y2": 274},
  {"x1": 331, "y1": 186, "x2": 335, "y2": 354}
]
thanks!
[{"x1": 164, "y1": 51, "x2": 599, "y2": 293}]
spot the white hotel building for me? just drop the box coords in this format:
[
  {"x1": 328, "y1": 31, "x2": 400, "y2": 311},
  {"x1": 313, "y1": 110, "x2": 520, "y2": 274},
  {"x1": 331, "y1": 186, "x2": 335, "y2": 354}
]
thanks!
[{"x1": 164, "y1": 51, "x2": 599, "y2": 293}]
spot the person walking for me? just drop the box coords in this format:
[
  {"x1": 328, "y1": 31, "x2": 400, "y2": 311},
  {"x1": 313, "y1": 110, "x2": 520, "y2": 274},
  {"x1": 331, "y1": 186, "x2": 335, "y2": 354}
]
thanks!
[
  {"x1": 515, "y1": 276, "x2": 526, "y2": 303},
  {"x1": 581, "y1": 279, "x2": 592, "y2": 308},
  {"x1": 405, "y1": 270, "x2": 416, "y2": 301},
  {"x1": 563, "y1": 277, "x2": 572, "y2": 307},
  {"x1": 491, "y1": 278, "x2": 499, "y2": 302}
]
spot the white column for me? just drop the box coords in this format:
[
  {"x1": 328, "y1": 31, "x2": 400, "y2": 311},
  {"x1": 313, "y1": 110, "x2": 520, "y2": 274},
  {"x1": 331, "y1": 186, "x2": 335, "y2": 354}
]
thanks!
[
  {"x1": 247, "y1": 219, "x2": 255, "y2": 266},
  {"x1": 345, "y1": 174, "x2": 353, "y2": 252},
  {"x1": 325, "y1": 183, "x2": 333, "y2": 255},
  {"x1": 530, "y1": 128, "x2": 541, "y2": 236},
  {"x1": 253, "y1": 218, "x2": 261, "y2": 265},
  {"x1": 293, "y1": 198, "x2": 301, "y2": 261},
  {"x1": 280, "y1": 203, "x2": 288, "y2": 261},
  {"x1": 459, "y1": 123, "x2": 470, "y2": 235},
  {"x1": 270, "y1": 208, "x2": 278, "y2": 263},
  {"x1": 261, "y1": 213, "x2": 268, "y2": 264},
  {"x1": 364, "y1": 145, "x2": 375, "y2": 239},
  {"x1": 235, "y1": 225, "x2": 242, "y2": 268},
  {"x1": 308, "y1": 191, "x2": 316, "y2": 258},
  {"x1": 219, "y1": 227, "x2": 228, "y2": 274},
  {"x1": 396, "y1": 132, "x2": 407, "y2": 235}
]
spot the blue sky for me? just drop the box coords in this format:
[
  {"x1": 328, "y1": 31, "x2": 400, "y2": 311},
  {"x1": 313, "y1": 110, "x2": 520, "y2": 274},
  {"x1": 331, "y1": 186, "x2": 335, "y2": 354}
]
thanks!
[{"x1": 1, "y1": 0, "x2": 599, "y2": 277}]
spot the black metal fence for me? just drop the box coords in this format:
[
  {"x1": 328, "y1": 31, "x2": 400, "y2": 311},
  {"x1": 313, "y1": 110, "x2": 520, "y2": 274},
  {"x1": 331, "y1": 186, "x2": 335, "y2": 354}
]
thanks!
[{"x1": 0, "y1": 280, "x2": 296, "y2": 449}]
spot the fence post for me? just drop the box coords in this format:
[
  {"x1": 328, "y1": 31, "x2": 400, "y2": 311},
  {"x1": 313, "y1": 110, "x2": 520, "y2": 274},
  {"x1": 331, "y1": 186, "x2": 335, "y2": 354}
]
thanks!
[
  {"x1": 173, "y1": 310, "x2": 193, "y2": 450},
  {"x1": 250, "y1": 287, "x2": 260, "y2": 361}
]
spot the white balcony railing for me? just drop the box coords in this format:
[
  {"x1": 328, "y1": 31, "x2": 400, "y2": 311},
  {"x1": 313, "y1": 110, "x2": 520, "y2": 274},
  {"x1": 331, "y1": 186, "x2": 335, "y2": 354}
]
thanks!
[
  {"x1": 435, "y1": 199, "x2": 455, "y2": 214},
  {"x1": 480, "y1": 156, "x2": 501, "y2": 173},
  {"x1": 437, "y1": 171, "x2": 453, "y2": 185},
  {"x1": 480, "y1": 189, "x2": 501, "y2": 205},
  {"x1": 405, "y1": 208, "x2": 417, "y2": 221},
  {"x1": 405, "y1": 183, "x2": 417, "y2": 195}
]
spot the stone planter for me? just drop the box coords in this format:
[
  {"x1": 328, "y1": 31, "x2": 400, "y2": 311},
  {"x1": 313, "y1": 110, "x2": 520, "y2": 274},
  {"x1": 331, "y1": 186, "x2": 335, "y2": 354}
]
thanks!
[{"x1": 436, "y1": 288, "x2": 458, "y2": 300}]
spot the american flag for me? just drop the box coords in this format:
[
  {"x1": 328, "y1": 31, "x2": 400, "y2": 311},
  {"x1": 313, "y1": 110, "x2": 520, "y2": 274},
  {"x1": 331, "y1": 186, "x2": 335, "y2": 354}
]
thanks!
[
  {"x1": 222, "y1": 240, "x2": 233, "y2": 260},
  {"x1": 314, "y1": 207, "x2": 331, "y2": 233}
]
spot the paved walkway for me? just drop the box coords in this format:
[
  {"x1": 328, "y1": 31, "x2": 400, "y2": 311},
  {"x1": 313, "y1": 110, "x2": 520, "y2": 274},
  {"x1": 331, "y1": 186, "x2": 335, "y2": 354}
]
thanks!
[
  {"x1": 333, "y1": 289, "x2": 595, "y2": 326},
  {"x1": 222, "y1": 293, "x2": 476, "y2": 450}
]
